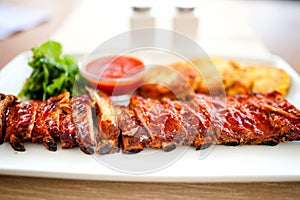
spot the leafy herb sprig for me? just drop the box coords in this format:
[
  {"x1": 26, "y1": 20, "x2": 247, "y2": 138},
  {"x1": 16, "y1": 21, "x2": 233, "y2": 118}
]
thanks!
[{"x1": 18, "y1": 41, "x2": 80, "y2": 100}]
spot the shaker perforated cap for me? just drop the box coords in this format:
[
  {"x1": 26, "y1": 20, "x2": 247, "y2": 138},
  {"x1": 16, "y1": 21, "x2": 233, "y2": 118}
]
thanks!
[
  {"x1": 132, "y1": 6, "x2": 151, "y2": 12},
  {"x1": 176, "y1": 6, "x2": 195, "y2": 13},
  {"x1": 131, "y1": 0, "x2": 152, "y2": 12}
]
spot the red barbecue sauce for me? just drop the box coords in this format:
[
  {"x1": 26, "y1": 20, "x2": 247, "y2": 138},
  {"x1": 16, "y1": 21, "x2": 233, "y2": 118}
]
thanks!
[{"x1": 84, "y1": 56, "x2": 145, "y2": 96}]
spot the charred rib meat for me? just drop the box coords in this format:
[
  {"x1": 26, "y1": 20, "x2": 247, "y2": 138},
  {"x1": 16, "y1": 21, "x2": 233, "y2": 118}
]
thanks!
[
  {"x1": 161, "y1": 98, "x2": 209, "y2": 149},
  {"x1": 59, "y1": 94, "x2": 78, "y2": 149},
  {"x1": 0, "y1": 94, "x2": 17, "y2": 144},
  {"x1": 129, "y1": 96, "x2": 183, "y2": 152},
  {"x1": 115, "y1": 105, "x2": 149, "y2": 153},
  {"x1": 71, "y1": 94, "x2": 97, "y2": 154},
  {"x1": 216, "y1": 92, "x2": 300, "y2": 146},
  {"x1": 5, "y1": 101, "x2": 38, "y2": 151},
  {"x1": 86, "y1": 88, "x2": 120, "y2": 154},
  {"x1": 31, "y1": 93, "x2": 69, "y2": 151}
]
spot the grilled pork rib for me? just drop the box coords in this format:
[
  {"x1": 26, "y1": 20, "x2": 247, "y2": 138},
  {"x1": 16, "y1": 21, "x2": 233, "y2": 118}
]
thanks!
[
  {"x1": 189, "y1": 94, "x2": 224, "y2": 149},
  {"x1": 0, "y1": 94, "x2": 17, "y2": 144},
  {"x1": 161, "y1": 98, "x2": 206, "y2": 149},
  {"x1": 86, "y1": 88, "x2": 120, "y2": 154},
  {"x1": 71, "y1": 94, "x2": 97, "y2": 154},
  {"x1": 59, "y1": 113, "x2": 78, "y2": 149},
  {"x1": 31, "y1": 93, "x2": 69, "y2": 151},
  {"x1": 216, "y1": 92, "x2": 300, "y2": 146},
  {"x1": 115, "y1": 106, "x2": 150, "y2": 153},
  {"x1": 5, "y1": 101, "x2": 38, "y2": 151},
  {"x1": 129, "y1": 96, "x2": 183, "y2": 152},
  {"x1": 59, "y1": 94, "x2": 78, "y2": 149}
]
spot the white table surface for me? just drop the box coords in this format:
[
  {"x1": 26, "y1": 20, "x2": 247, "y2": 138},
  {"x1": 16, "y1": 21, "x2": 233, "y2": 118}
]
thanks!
[{"x1": 51, "y1": 0, "x2": 269, "y2": 58}]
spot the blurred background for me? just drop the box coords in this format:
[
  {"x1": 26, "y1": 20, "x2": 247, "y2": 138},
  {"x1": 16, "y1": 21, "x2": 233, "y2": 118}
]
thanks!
[{"x1": 0, "y1": 0, "x2": 300, "y2": 73}]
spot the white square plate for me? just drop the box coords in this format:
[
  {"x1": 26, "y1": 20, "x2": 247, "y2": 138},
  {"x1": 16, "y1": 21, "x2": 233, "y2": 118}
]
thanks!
[{"x1": 0, "y1": 52, "x2": 299, "y2": 182}]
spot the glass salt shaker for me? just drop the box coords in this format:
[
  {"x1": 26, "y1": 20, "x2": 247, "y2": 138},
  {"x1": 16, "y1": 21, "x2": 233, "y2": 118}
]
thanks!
[
  {"x1": 130, "y1": 5, "x2": 155, "y2": 29},
  {"x1": 173, "y1": 5, "x2": 199, "y2": 40}
]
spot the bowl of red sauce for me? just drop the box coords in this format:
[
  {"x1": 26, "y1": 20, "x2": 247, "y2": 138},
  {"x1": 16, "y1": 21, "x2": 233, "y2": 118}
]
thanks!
[{"x1": 80, "y1": 55, "x2": 146, "y2": 97}]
